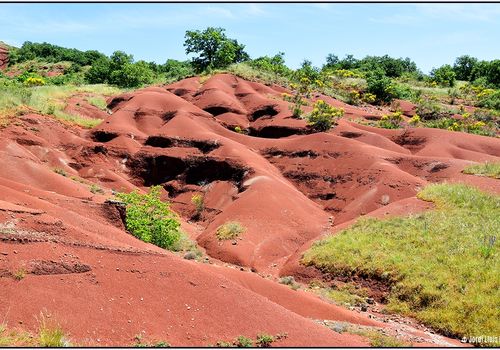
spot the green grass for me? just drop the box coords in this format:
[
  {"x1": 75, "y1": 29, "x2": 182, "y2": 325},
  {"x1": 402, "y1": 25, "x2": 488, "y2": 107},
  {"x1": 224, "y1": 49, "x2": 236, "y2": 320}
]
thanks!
[
  {"x1": 0, "y1": 323, "x2": 34, "y2": 346},
  {"x1": 463, "y1": 162, "x2": 500, "y2": 179},
  {"x1": 325, "y1": 283, "x2": 369, "y2": 307},
  {"x1": 302, "y1": 183, "x2": 499, "y2": 344},
  {"x1": 0, "y1": 79, "x2": 123, "y2": 128},
  {"x1": 87, "y1": 96, "x2": 108, "y2": 110}
]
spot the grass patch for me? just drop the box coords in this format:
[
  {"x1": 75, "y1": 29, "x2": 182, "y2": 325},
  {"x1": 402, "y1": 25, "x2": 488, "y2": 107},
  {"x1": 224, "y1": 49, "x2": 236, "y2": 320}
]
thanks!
[
  {"x1": 326, "y1": 283, "x2": 369, "y2": 307},
  {"x1": 0, "y1": 79, "x2": 123, "y2": 128},
  {"x1": 302, "y1": 183, "x2": 499, "y2": 344},
  {"x1": 87, "y1": 96, "x2": 108, "y2": 110},
  {"x1": 215, "y1": 221, "x2": 245, "y2": 240},
  {"x1": 463, "y1": 162, "x2": 500, "y2": 179},
  {"x1": 0, "y1": 323, "x2": 34, "y2": 346}
]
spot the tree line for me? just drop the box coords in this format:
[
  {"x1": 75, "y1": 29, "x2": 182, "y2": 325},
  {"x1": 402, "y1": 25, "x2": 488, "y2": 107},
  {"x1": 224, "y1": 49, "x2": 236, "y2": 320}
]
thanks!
[{"x1": 7, "y1": 27, "x2": 500, "y2": 89}]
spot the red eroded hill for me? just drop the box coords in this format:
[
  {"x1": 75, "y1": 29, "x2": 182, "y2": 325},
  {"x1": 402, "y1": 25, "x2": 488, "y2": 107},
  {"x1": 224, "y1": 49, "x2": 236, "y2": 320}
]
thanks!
[
  {"x1": 1, "y1": 73, "x2": 496, "y2": 346},
  {"x1": 0, "y1": 43, "x2": 9, "y2": 70}
]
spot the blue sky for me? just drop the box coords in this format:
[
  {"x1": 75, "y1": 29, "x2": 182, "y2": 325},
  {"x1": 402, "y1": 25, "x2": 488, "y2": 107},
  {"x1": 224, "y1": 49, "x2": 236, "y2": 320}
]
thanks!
[{"x1": 1, "y1": 3, "x2": 499, "y2": 73}]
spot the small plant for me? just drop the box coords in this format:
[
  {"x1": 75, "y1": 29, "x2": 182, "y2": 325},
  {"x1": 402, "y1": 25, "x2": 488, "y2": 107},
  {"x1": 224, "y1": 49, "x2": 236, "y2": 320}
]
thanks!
[
  {"x1": 255, "y1": 333, "x2": 274, "y2": 348},
  {"x1": 38, "y1": 316, "x2": 68, "y2": 347},
  {"x1": 362, "y1": 92, "x2": 376, "y2": 104},
  {"x1": 215, "y1": 340, "x2": 233, "y2": 347},
  {"x1": 154, "y1": 341, "x2": 170, "y2": 347},
  {"x1": 215, "y1": 221, "x2": 245, "y2": 240},
  {"x1": 279, "y1": 276, "x2": 300, "y2": 290},
  {"x1": 13, "y1": 268, "x2": 26, "y2": 281},
  {"x1": 408, "y1": 114, "x2": 421, "y2": 126},
  {"x1": 191, "y1": 193, "x2": 204, "y2": 216},
  {"x1": 53, "y1": 168, "x2": 67, "y2": 177},
  {"x1": 116, "y1": 186, "x2": 181, "y2": 250},
  {"x1": 378, "y1": 111, "x2": 403, "y2": 129},
  {"x1": 234, "y1": 336, "x2": 253, "y2": 347},
  {"x1": 89, "y1": 184, "x2": 104, "y2": 194},
  {"x1": 234, "y1": 126, "x2": 244, "y2": 134},
  {"x1": 306, "y1": 100, "x2": 344, "y2": 131},
  {"x1": 479, "y1": 235, "x2": 497, "y2": 259},
  {"x1": 24, "y1": 76, "x2": 46, "y2": 87}
]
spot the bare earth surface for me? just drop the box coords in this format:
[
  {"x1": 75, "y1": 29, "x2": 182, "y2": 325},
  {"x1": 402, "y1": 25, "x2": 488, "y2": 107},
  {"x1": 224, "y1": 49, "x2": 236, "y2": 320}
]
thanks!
[{"x1": 1, "y1": 73, "x2": 498, "y2": 346}]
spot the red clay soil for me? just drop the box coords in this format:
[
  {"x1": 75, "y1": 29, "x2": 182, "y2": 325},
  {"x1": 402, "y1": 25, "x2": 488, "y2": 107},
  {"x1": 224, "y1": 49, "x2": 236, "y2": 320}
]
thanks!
[
  {"x1": 0, "y1": 44, "x2": 8, "y2": 70},
  {"x1": 0, "y1": 73, "x2": 498, "y2": 347}
]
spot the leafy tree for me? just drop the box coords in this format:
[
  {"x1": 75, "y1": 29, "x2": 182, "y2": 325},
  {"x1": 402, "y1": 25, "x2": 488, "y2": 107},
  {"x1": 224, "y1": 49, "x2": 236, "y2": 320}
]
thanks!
[
  {"x1": 161, "y1": 59, "x2": 195, "y2": 80},
  {"x1": 110, "y1": 61, "x2": 154, "y2": 88},
  {"x1": 249, "y1": 52, "x2": 291, "y2": 76},
  {"x1": 453, "y1": 55, "x2": 478, "y2": 81},
  {"x1": 294, "y1": 59, "x2": 320, "y2": 83},
  {"x1": 109, "y1": 50, "x2": 133, "y2": 71},
  {"x1": 116, "y1": 186, "x2": 181, "y2": 250},
  {"x1": 431, "y1": 64, "x2": 456, "y2": 87},
  {"x1": 184, "y1": 27, "x2": 249, "y2": 72},
  {"x1": 84, "y1": 56, "x2": 112, "y2": 84},
  {"x1": 325, "y1": 53, "x2": 340, "y2": 67}
]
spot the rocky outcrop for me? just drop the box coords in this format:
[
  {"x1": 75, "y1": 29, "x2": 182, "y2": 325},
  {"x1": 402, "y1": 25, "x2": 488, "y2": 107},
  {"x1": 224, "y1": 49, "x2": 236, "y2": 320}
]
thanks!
[{"x1": 0, "y1": 44, "x2": 9, "y2": 70}]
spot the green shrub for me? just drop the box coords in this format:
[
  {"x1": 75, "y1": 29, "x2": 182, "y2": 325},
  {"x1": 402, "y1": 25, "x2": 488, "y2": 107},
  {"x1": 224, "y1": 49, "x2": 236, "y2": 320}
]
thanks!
[
  {"x1": 306, "y1": 100, "x2": 344, "y2": 131},
  {"x1": 234, "y1": 336, "x2": 253, "y2": 347},
  {"x1": 378, "y1": 111, "x2": 403, "y2": 129},
  {"x1": 216, "y1": 221, "x2": 245, "y2": 240},
  {"x1": 255, "y1": 334, "x2": 274, "y2": 348},
  {"x1": 191, "y1": 193, "x2": 204, "y2": 217},
  {"x1": 366, "y1": 69, "x2": 395, "y2": 104},
  {"x1": 477, "y1": 89, "x2": 500, "y2": 111},
  {"x1": 116, "y1": 186, "x2": 181, "y2": 250}
]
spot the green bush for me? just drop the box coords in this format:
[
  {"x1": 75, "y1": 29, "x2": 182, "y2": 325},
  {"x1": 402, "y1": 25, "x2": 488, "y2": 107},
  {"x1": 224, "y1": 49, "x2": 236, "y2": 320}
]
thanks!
[
  {"x1": 216, "y1": 221, "x2": 245, "y2": 240},
  {"x1": 430, "y1": 64, "x2": 456, "y2": 87},
  {"x1": 255, "y1": 334, "x2": 274, "y2": 348},
  {"x1": 117, "y1": 186, "x2": 181, "y2": 250},
  {"x1": 366, "y1": 69, "x2": 395, "y2": 104},
  {"x1": 378, "y1": 111, "x2": 404, "y2": 129},
  {"x1": 477, "y1": 89, "x2": 500, "y2": 111},
  {"x1": 235, "y1": 336, "x2": 253, "y2": 347},
  {"x1": 306, "y1": 100, "x2": 344, "y2": 131}
]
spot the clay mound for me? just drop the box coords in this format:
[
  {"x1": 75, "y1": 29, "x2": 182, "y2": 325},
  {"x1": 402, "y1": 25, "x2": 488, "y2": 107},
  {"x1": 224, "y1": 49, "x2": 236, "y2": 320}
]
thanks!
[
  {"x1": 0, "y1": 42, "x2": 9, "y2": 70},
  {"x1": 64, "y1": 94, "x2": 109, "y2": 120}
]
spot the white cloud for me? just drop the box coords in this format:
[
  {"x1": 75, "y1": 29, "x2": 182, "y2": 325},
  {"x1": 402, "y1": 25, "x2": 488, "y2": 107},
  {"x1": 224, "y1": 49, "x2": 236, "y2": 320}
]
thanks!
[{"x1": 415, "y1": 3, "x2": 500, "y2": 22}]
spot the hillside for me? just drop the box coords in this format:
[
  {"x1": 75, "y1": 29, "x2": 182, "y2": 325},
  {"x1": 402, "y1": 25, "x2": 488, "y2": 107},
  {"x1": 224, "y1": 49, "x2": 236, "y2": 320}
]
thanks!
[{"x1": 1, "y1": 71, "x2": 498, "y2": 346}]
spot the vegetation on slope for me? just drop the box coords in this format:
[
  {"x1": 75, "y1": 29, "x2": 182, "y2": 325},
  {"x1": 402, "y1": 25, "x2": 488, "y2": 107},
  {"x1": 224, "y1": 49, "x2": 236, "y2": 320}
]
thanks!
[
  {"x1": 2, "y1": 28, "x2": 499, "y2": 136},
  {"x1": 302, "y1": 183, "x2": 499, "y2": 345},
  {"x1": 463, "y1": 162, "x2": 500, "y2": 179}
]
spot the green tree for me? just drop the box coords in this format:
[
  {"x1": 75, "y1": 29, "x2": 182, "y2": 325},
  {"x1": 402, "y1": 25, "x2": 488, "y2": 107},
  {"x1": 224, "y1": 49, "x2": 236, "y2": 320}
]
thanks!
[
  {"x1": 430, "y1": 64, "x2": 456, "y2": 87},
  {"x1": 110, "y1": 61, "x2": 154, "y2": 88},
  {"x1": 453, "y1": 55, "x2": 478, "y2": 81},
  {"x1": 84, "y1": 56, "x2": 111, "y2": 84},
  {"x1": 184, "y1": 27, "x2": 249, "y2": 72}
]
